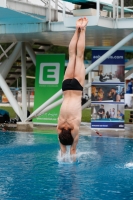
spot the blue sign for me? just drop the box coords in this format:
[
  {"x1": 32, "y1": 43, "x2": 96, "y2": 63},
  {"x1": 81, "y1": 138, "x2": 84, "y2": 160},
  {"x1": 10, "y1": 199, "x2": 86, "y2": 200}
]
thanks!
[
  {"x1": 91, "y1": 122, "x2": 124, "y2": 129},
  {"x1": 91, "y1": 50, "x2": 125, "y2": 131},
  {"x1": 92, "y1": 50, "x2": 125, "y2": 64}
]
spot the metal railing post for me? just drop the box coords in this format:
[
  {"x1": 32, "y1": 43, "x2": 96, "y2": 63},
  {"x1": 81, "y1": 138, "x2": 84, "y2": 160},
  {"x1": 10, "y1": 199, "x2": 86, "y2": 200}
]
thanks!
[
  {"x1": 21, "y1": 42, "x2": 27, "y2": 120},
  {"x1": 63, "y1": 1, "x2": 65, "y2": 20},
  {"x1": 121, "y1": 0, "x2": 124, "y2": 18},
  {"x1": 48, "y1": 0, "x2": 51, "y2": 29},
  {"x1": 55, "y1": 0, "x2": 58, "y2": 21},
  {"x1": 96, "y1": 0, "x2": 100, "y2": 18},
  {"x1": 113, "y1": 0, "x2": 116, "y2": 19},
  {"x1": 116, "y1": 0, "x2": 119, "y2": 18}
]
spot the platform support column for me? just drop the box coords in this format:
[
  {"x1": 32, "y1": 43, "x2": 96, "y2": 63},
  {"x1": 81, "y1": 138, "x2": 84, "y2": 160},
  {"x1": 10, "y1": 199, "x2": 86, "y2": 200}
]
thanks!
[
  {"x1": 121, "y1": 0, "x2": 124, "y2": 18},
  {"x1": 88, "y1": 72, "x2": 92, "y2": 98},
  {"x1": 55, "y1": 0, "x2": 58, "y2": 21},
  {"x1": 0, "y1": 42, "x2": 16, "y2": 60},
  {"x1": 21, "y1": 43, "x2": 27, "y2": 120},
  {"x1": 28, "y1": 91, "x2": 30, "y2": 112},
  {"x1": 82, "y1": 99, "x2": 91, "y2": 110},
  {"x1": 48, "y1": 0, "x2": 51, "y2": 29},
  {"x1": 113, "y1": 0, "x2": 118, "y2": 19},
  {"x1": 0, "y1": 74, "x2": 24, "y2": 121},
  {"x1": 25, "y1": 43, "x2": 36, "y2": 66},
  {"x1": 96, "y1": 0, "x2": 100, "y2": 18},
  {"x1": 0, "y1": 42, "x2": 21, "y2": 79},
  {"x1": 63, "y1": 1, "x2": 65, "y2": 20},
  {"x1": 125, "y1": 68, "x2": 133, "y2": 78}
]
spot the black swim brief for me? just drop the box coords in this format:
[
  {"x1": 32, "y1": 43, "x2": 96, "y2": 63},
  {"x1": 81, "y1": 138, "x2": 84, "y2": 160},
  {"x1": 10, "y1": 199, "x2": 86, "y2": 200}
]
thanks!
[{"x1": 62, "y1": 78, "x2": 83, "y2": 91}]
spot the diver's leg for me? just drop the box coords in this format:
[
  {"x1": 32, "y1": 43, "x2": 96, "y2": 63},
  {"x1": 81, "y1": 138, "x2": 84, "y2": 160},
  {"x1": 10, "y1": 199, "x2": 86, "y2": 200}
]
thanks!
[
  {"x1": 74, "y1": 17, "x2": 88, "y2": 86},
  {"x1": 64, "y1": 18, "x2": 83, "y2": 80}
]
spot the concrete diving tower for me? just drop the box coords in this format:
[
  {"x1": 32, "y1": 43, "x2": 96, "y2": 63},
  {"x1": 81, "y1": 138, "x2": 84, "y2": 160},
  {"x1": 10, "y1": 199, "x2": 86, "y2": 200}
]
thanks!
[{"x1": 0, "y1": 0, "x2": 133, "y2": 48}]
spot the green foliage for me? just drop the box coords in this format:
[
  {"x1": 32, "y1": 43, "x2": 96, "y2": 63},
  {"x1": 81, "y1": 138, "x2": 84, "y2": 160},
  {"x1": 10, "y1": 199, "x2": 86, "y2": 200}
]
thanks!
[
  {"x1": 124, "y1": 0, "x2": 133, "y2": 7},
  {"x1": 46, "y1": 46, "x2": 69, "y2": 59},
  {"x1": 125, "y1": 110, "x2": 130, "y2": 124},
  {"x1": 0, "y1": 106, "x2": 33, "y2": 119},
  {"x1": 1, "y1": 106, "x2": 90, "y2": 121},
  {"x1": 82, "y1": 108, "x2": 91, "y2": 122},
  {"x1": 26, "y1": 65, "x2": 35, "y2": 87},
  {"x1": 46, "y1": 45, "x2": 92, "y2": 60},
  {"x1": 0, "y1": 106, "x2": 131, "y2": 124},
  {"x1": 11, "y1": 64, "x2": 35, "y2": 87},
  {"x1": 0, "y1": 107, "x2": 16, "y2": 118},
  {"x1": 0, "y1": 43, "x2": 14, "y2": 62},
  {"x1": 125, "y1": 52, "x2": 133, "y2": 59},
  {"x1": 84, "y1": 49, "x2": 92, "y2": 60}
]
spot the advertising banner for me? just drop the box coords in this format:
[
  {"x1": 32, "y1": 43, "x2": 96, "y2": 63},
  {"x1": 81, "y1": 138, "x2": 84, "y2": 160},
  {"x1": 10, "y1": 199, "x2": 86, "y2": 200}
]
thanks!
[
  {"x1": 91, "y1": 50, "x2": 125, "y2": 130},
  {"x1": 33, "y1": 54, "x2": 65, "y2": 124}
]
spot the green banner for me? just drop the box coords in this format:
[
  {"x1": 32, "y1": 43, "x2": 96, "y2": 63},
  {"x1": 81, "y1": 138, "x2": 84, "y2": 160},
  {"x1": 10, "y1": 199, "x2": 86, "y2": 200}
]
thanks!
[{"x1": 33, "y1": 54, "x2": 65, "y2": 124}]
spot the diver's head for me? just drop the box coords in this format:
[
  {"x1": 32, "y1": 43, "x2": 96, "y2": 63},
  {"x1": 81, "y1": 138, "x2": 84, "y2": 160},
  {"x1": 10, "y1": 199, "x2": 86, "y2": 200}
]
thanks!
[{"x1": 59, "y1": 128, "x2": 74, "y2": 146}]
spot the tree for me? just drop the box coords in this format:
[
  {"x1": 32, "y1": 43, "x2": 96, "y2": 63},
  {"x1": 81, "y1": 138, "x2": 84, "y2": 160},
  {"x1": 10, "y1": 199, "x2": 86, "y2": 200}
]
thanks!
[{"x1": 124, "y1": 0, "x2": 133, "y2": 6}]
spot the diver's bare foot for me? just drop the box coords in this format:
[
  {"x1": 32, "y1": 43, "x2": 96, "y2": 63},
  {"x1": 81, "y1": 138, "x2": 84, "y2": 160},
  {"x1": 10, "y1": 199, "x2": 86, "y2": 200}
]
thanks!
[
  {"x1": 76, "y1": 18, "x2": 83, "y2": 29},
  {"x1": 81, "y1": 17, "x2": 88, "y2": 29}
]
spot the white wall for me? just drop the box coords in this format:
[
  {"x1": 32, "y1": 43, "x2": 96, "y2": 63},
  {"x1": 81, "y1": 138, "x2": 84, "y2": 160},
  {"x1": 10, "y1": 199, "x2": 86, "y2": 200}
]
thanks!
[
  {"x1": 125, "y1": 94, "x2": 132, "y2": 107},
  {"x1": 0, "y1": 0, "x2": 6, "y2": 8}
]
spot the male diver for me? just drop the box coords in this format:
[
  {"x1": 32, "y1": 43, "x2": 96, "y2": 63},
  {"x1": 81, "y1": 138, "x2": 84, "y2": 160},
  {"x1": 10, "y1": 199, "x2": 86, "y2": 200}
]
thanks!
[{"x1": 57, "y1": 17, "x2": 88, "y2": 156}]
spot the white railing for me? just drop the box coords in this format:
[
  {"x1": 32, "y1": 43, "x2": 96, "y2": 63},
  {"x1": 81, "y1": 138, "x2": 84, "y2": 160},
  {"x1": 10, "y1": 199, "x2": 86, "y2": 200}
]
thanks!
[
  {"x1": 41, "y1": 0, "x2": 72, "y2": 13},
  {"x1": 113, "y1": 0, "x2": 124, "y2": 18},
  {"x1": 3, "y1": 0, "x2": 133, "y2": 21},
  {"x1": 27, "y1": 0, "x2": 73, "y2": 17},
  {"x1": 113, "y1": 0, "x2": 133, "y2": 19},
  {"x1": 5, "y1": 0, "x2": 73, "y2": 22}
]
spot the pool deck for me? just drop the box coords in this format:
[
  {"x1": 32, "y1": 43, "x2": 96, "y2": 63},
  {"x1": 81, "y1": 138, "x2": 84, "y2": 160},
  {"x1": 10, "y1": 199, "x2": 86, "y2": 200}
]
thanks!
[
  {"x1": 80, "y1": 123, "x2": 133, "y2": 138},
  {"x1": 1, "y1": 122, "x2": 133, "y2": 138},
  {"x1": 33, "y1": 123, "x2": 133, "y2": 138}
]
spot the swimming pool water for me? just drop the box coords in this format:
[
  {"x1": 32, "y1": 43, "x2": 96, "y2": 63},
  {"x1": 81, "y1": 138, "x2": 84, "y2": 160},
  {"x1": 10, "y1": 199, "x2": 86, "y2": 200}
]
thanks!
[{"x1": 0, "y1": 131, "x2": 133, "y2": 200}]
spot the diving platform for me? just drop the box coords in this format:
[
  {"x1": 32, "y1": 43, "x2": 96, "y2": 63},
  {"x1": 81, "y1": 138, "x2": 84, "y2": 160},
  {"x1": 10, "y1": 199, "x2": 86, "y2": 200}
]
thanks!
[{"x1": 0, "y1": 0, "x2": 133, "y2": 49}]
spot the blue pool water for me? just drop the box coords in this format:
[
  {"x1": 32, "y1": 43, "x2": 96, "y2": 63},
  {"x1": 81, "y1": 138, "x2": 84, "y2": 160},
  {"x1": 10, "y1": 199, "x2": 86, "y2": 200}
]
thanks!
[{"x1": 0, "y1": 131, "x2": 133, "y2": 200}]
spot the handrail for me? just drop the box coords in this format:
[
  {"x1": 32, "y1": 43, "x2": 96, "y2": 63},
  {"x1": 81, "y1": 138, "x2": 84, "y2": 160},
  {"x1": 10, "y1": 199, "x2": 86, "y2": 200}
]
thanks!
[
  {"x1": 40, "y1": 0, "x2": 73, "y2": 22},
  {"x1": 40, "y1": 0, "x2": 72, "y2": 13},
  {"x1": 53, "y1": 0, "x2": 72, "y2": 13},
  {"x1": 113, "y1": 0, "x2": 133, "y2": 19}
]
